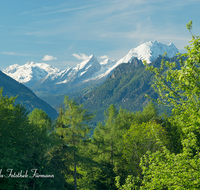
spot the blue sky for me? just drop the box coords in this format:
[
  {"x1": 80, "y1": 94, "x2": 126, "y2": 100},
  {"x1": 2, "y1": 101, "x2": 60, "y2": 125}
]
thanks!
[{"x1": 0, "y1": 0, "x2": 200, "y2": 70}]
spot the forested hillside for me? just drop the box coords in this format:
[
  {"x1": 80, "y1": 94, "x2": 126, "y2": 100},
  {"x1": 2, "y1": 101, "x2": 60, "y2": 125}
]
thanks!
[{"x1": 74, "y1": 55, "x2": 180, "y2": 124}]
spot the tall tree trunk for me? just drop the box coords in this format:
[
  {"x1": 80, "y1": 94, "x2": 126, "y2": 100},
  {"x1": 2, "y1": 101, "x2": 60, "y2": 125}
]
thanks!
[
  {"x1": 111, "y1": 142, "x2": 113, "y2": 165},
  {"x1": 33, "y1": 178, "x2": 35, "y2": 190},
  {"x1": 74, "y1": 149, "x2": 77, "y2": 190}
]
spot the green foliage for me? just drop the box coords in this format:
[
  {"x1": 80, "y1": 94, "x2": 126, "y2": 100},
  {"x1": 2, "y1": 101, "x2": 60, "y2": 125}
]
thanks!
[
  {"x1": 140, "y1": 146, "x2": 200, "y2": 189},
  {"x1": 186, "y1": 20, "x2": 193, "y2": 37},
  {"x1": 186, "y1": 20, "x2": 193, "y2": 30},
  {"x1": 86, "y1": 101, "x2": 162, "y2": 189},
  {"x1": 28, "y1": 108, "x2": 52, "y2": 131},
  {"x1": 91, "y1": 104, "x2": 122, "y2": 189},
  {"x1": 55, "y1": 96, "x2": 94, "y2": 189},
  {"x1": 0, "y1": 88, "x2": 30, "y2": 178},
  {"x1": 0, "y1": 88, "x2": 57, "y2": 189},
  {"x1": 123, "y1": 122, "x2": 166, "y2": 176},
  {"x1": 133, "y1": 101, "x2": 159, "y2": 124},
  {"x1": 139, "y1": 22, "x2": 200, "y2": 189},
  {"x1": 116, "y1": 175, "x2": 141, "y2": 190},
  {"x1": 115, "y1": 101, "x2": 168, "y2": 189},
  {"x1": 116, "y1": 22, "x2": 200, "y2": 190},
  {"x1": 57, "y1": 96, "x2": 94, "y2": 145},
  {"x1": 89, "y1": 104, "x2": 153, "y2": 189}
]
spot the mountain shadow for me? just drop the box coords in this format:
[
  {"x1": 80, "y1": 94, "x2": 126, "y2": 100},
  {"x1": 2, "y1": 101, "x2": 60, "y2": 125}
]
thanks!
[{"x1": 0, "y1": 70, "x2": 58, "y2": 119}]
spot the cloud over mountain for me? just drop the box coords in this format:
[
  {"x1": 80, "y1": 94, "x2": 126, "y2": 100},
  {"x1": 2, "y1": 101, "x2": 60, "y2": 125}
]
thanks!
[
  {"x1": 99, "y1": 55, "x2": 109, "y2": 59},
  {"x1": 1, "y1": 52, "x2": 30, "y2": 56},
  {"x1": 42, "y1": 55, "x2": 57, "y2": 61},
  {"x1": 72, "y1": 53, "x2": 89, "y2": 60}
]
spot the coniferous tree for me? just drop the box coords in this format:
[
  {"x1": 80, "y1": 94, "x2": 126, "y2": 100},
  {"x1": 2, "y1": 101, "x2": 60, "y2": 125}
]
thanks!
[{"x1": 56, "y1": 96, "x2": 94, "y2": 190}]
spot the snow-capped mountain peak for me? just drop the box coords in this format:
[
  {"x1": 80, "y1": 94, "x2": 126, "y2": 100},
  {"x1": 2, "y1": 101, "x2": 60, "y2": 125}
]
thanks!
[
  {"x1": 74, "y1": 55, "x2": 95, "y2": 71},
  {"x1": 100, "y1": 58, "x2": 116, "y2": 65},
  {"x1": 3, "y1": 62, "x2": 61, "y2": 87},
  {"x1": 71, "y1": 55, "x2": 101, "y2": 80},
  {"x1": 117, "y1": 40, "x2": 179, "y2": 65},
  {"x1": 86, "y1": 40, "x2": 179, "y2": 84}
]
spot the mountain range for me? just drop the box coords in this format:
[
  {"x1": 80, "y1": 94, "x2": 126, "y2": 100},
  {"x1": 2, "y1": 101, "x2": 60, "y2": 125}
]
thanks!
[
  {"x1": 1, "y1": 40, "x2": 180, "y2": 122},
  {"x1": 2, "y1": 41, "x2": 179, "y2": 96}
]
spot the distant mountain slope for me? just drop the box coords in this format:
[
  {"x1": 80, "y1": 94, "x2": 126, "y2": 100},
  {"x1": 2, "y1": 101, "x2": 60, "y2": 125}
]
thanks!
[
  {"x1": 40, "y1": 84, "x2": 99, "y2": 108},
  {"x1": 0, "y1": 70, "x2": 58, "y2": 119},
  {"x1": 74, "y1": 56, "x2": 180, "y2": 124}
]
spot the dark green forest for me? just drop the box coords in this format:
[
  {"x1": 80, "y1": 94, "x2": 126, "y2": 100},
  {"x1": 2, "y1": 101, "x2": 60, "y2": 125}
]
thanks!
[{"x1": 1, "y1": 21, "x2": 200, "y2": 189}]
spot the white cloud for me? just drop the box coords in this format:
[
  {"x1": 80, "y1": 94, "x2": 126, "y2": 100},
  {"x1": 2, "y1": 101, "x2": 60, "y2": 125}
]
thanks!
[
  {"x1": 37, "y1": 5, "x2": 96, "y2": 16},
  {"x1": 99, "y1": 55, "x2": 109, "y2": 59},
  {"x1": 42, "y1": 55, "x2": 57, "y2": 61},
  {"x1": 1, "y1": 52, "x2": 17, "y2": 55},
  {"x1": 1, "y1": 52, "x2": 30, "y2": 56},
  {"x1": 72, "y1": 53, "x2": 89, "y2": 60},
  {"x1": 19, "y1": 2, "x2": 96, "y2": 16}
]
